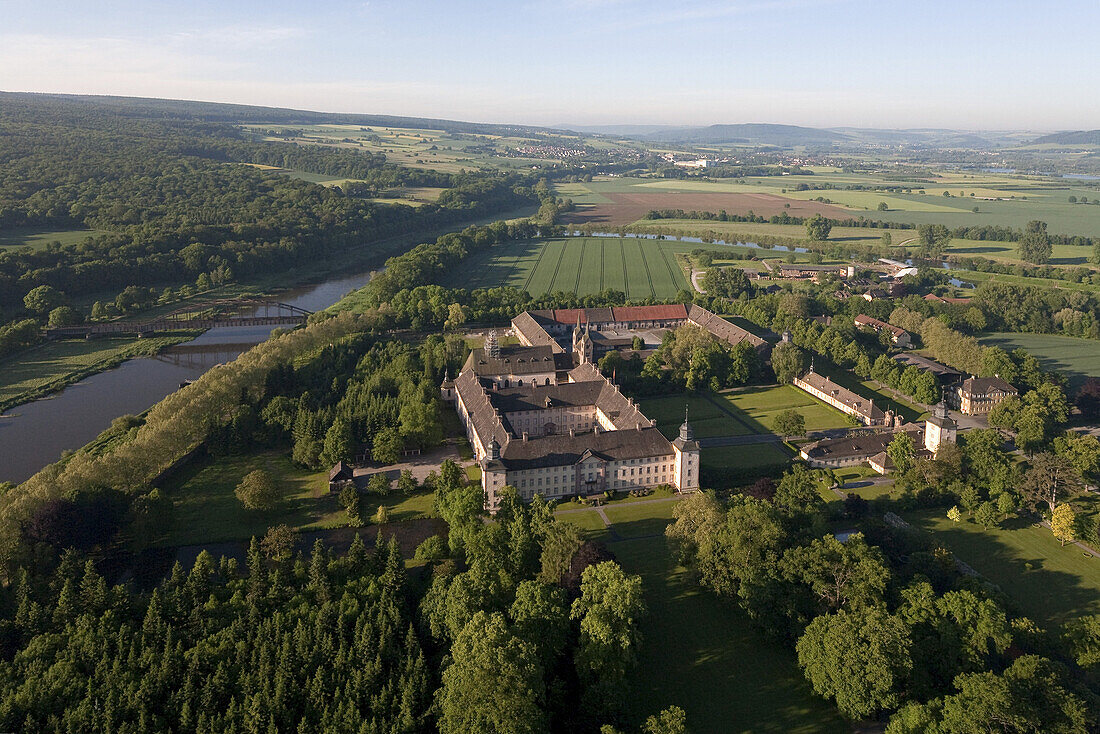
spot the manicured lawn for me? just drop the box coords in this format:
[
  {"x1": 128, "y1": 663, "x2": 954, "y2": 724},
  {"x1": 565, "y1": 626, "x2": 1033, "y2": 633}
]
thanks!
[
  {"x1": 603, "y1": 500, "x2": 679, "y2": 539},
  {"x1": 702, "y1": 443, "x2": 793, "y2": 472},
  {"x1": 907, "y1": 508, "x2": 1100, "y2": 626},
  {"x1": 614, "y1": 535, "x2": 847, "y2": 733},
  {"x1": 979, "y1": 332, "x2": 1100, "y2": 391},
  {"x1": 719, "y1": 384, "x2": 853, "y2": 434},
  {"x1": 554, "y1": 508, "x2": 610, "y2": 539},
  {"x1": 639, "y1": 393, "x2": 752, "y2": 439},
  {"x1": 164, "y1": 449, "x2": 436, "y2": 546}
]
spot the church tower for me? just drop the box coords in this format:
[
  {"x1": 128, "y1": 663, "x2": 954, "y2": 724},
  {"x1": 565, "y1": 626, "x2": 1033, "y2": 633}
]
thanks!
[
  {"x1": 924, "y1": 401, "x2": 957, "y2": 455},
  {"x1": 671, "y1": 407, "x2": 700, "y2": 492}
]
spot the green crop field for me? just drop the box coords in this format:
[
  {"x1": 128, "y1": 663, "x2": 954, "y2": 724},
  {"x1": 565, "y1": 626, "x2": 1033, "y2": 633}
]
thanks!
[
  {"x1": 0, "y1": 226, "x2": 101, "y2": 250},
  {"x1": 441, "y1": 237, "x2": 693, "y2": 298},
  {"x1": 979, "y1": 332, "x2": 1100, "y2": 390}
]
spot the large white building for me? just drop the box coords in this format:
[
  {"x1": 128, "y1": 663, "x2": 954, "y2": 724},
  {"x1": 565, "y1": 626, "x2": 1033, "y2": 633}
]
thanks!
[{"x1": 443, "y1": 331, "x2": 700, "y2": 511}]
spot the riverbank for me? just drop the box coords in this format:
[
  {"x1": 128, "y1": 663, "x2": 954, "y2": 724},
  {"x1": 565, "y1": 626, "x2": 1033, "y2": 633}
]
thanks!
[
  {"x1": 0, "y1": 203, "x2": 540, "y2": 413},
  {"x1": 0, "y1": 332, "x2": 202, "y2": 412}
]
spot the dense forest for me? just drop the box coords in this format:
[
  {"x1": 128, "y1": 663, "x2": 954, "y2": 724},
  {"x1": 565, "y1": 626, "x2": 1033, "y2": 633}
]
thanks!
[{"x1": 0, "y1": 95, "x2": 539, "y2": 351}]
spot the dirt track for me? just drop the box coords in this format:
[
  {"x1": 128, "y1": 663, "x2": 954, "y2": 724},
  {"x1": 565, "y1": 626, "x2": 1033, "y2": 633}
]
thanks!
[{"x1": 564, "y1": 192, "x2": 852, "y2": 226}]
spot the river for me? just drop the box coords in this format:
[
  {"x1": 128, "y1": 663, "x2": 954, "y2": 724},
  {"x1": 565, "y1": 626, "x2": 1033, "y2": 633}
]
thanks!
[{"x1": 0, "y1": 271, "x2": 375, "y2": 484}]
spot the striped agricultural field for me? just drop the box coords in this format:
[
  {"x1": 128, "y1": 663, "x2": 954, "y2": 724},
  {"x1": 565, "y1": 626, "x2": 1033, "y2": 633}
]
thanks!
[{"x1": 443, "y1": 237, "x2": 692, "y2": 299}]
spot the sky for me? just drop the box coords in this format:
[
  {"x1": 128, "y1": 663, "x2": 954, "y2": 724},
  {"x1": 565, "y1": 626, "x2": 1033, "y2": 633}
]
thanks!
[{"x1": 1, "y1": 0, "x2": 1098, "y2": 131}]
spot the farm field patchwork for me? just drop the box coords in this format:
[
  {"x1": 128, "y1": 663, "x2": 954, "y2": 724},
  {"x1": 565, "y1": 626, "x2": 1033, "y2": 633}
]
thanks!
[
  {"x1": 557, "y1": 174, "x2": 1100, "y2": 239},
  {"x1": 979, "y1": 332, "x2": 1100, "y2": 390},
  {"x1": 441, "y1": 237, "x2": 692, "y2": 298}
]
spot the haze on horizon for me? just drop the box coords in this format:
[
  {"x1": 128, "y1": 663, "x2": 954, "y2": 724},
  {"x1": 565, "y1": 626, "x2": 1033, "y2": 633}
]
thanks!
[{"x1": 2, "y1": 0, "x2": 1098, "y2": 132}]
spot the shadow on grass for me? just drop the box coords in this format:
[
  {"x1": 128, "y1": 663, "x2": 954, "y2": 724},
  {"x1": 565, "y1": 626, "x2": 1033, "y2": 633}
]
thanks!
[
  {"x1": 902, "y1": 505, "x2": 1100, "y2": 626},
  {"x1": 610, "y1": 533, "x2": 847, "y2": 734}
]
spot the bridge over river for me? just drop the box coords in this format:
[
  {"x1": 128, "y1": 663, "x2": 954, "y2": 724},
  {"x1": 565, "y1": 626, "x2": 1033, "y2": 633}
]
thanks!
[{"x1": 44, "y1": 298, "x2": 313, "y2": 338}]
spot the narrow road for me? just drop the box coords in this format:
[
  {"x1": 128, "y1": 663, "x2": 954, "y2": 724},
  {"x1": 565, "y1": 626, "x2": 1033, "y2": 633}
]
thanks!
[{"x1": 691, "y1": 268, "x2": 707, "y2": 294}]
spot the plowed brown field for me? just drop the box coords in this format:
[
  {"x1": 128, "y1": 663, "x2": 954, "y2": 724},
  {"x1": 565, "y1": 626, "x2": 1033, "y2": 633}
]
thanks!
[{"x1": 564, "y1": 192, "x2": 853, "y2": 225}]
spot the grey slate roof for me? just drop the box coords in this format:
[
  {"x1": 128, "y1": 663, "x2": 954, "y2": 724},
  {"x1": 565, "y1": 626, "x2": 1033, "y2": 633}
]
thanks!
[
  {"x1": 687, "y1": 305, "x2": 766, "y2": 349},
  {"x1": 802, "y1": 428, "x2": 922, "y2": 462},
  {"x1": 797, "y1": 371, "x2": 887, "y2": 422},
  {"x1": 499, "y1": 427, "x2": 674, "y2": 470},
  {"x1": 463, "y1": 345, "x2": 573, "y2": 377}
]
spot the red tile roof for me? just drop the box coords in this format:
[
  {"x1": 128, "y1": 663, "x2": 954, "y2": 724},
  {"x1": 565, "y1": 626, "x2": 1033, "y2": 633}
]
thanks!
[{"x1": 611, "y1": 304, "x2": 689, "y2": 322}]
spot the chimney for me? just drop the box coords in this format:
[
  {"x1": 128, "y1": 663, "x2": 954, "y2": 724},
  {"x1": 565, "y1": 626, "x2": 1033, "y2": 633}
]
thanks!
[
  {"x1": 569, "y1": 427, "x2": 576, "y2": 438},
  {"x1": 522, "y1": 431, "x2": 529, "y2": 443}
]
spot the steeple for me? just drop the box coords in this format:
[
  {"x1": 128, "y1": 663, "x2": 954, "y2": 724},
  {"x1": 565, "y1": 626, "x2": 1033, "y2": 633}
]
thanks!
[{"x1": 678, "y1": 405, "x2": 694, "y2": 441}]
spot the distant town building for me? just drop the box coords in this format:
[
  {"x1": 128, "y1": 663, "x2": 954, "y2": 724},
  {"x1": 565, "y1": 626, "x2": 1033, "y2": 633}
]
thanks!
[
  {"x1": 952, "y1": 376, "x2": 1018, "y2": 415},
  {"x1": 854, "y1": 314, "x2": 911, "y2": 347}
]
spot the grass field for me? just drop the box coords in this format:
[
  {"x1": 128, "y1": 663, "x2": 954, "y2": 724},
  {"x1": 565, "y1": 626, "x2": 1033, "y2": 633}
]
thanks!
[
  {"x1": 0, "y1": 226, "x2": 101, "y2": 250},
  {"x1": 558, "y1": 500, "x2": 846, "y2": 733},
  {"x1": 163, "y1": 449, "x2": 435, "y2": 546},
  {"x1": 639, "y1": 394, "x2": 751, "y2": 439},
  {"x1": 907, "y1": 508, "x2": 1100, "y2": 626},
  {"x1": 702, "y1": 443, "x2": 794, "y2": 472},
  {"x1": 718, "y1": 384, "x2": 854, "y2": 433},
  {"x1": 441, "y1": 237, "x2": 693, "y2": 298},
  {"x1": 978, "y1": 332, "x2": 1100, "y2": 390}
]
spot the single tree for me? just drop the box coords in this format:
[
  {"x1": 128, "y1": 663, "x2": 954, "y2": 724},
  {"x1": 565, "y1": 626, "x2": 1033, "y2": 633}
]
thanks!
[
  {"x1": 947, "y1": 506, "x2": 962, "y2": 523},
  {"x1": 373, "y1": 504, "x2": 390, "y2": 525},
  {"x1": 805, "y1": 214, "x2": 833, "y2": 241},
  {"x1": 23, "y1": 285, "x2": 64, "y2": 314},
  {"x1": 1022, "y1": 452, "x2": 1083, "y2": 514},
  {"x1": 1051, "y1": 503, "x2": 1076, "y2": 546},
  {"x1": 796, "y1": 606, "x2": 912, "y2": 719},
  {"x1": 773, "y1": 409, "x2": 806, "y2": 438},
  {"x1": 1018, "y1": 220, "x2": 1053, "y2": 264},
  {"x1": 338, "y1": 484, "x2": 361, "y2": 525},
  {"x1": 398, "y1": 468, "x2": 418, "y2": 495},
  {"x1": 436, "y1": 611, "x2": 546, "y2": 734},
  {"x1": 770, "y1": 342, "x2": 808, "y2": 384},
  {"x1": 234, "y1": 469, "x2": 278, "y2": 511},
  {"x1": 260, "y1": 524, "x2": 298, "y2": 561},
  {"x1": 372, "y1": 427, "x2": 403, "y2": 464},
  {"x1": 887, "y1": 432, "x2": 916, "y2": 474}
]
